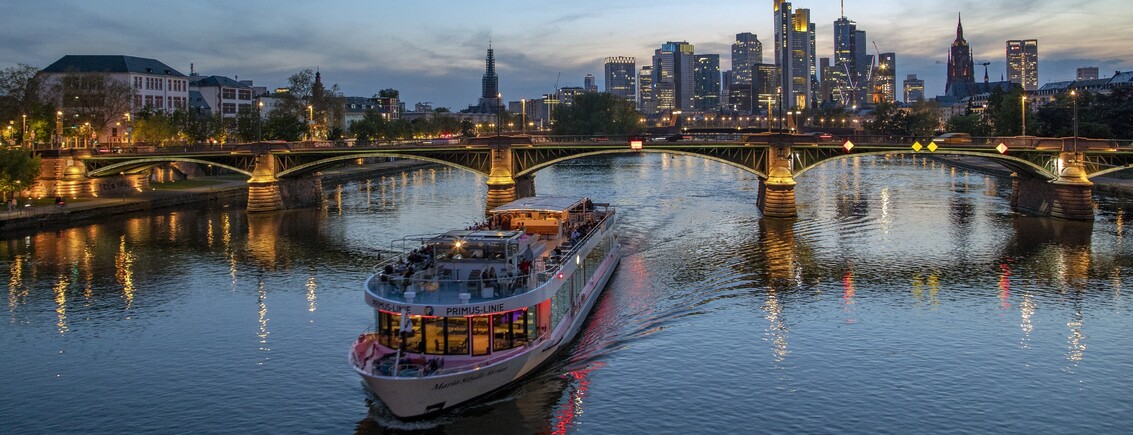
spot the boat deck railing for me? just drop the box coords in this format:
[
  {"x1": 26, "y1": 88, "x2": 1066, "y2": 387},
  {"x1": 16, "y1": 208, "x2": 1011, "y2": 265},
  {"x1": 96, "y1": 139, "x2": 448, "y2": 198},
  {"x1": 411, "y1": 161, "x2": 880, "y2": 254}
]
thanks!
[
  {"x1": 351, "y1": 329, "x2": 552, "y2": 378},
  {"x1": 366, "y1": 208, "x2": 615, "y2": 306}
]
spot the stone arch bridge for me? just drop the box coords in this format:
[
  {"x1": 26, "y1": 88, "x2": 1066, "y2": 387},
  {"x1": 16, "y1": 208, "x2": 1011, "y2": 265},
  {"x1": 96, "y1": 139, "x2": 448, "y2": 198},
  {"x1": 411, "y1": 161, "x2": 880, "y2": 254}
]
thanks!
[{"x1": 63, "y1": 135, "x2": 1133, "y2": 220}]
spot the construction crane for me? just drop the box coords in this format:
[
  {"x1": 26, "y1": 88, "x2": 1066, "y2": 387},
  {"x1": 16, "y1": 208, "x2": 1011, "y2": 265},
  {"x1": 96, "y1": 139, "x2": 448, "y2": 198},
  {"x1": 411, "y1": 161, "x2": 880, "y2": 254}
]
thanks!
[
  {"x1": 977, "y1": 61, "x2": 991, "y2": 83},
  {"x1": 548, "y1": 72, "x2": 561, "y2": 126}
]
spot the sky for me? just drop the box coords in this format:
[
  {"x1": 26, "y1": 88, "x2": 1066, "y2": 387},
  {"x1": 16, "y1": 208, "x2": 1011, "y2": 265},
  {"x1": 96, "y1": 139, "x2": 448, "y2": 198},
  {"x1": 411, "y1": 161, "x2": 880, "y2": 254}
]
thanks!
[{"x1": 3, "y1": 0, "x2": 1132, "y2": 110}]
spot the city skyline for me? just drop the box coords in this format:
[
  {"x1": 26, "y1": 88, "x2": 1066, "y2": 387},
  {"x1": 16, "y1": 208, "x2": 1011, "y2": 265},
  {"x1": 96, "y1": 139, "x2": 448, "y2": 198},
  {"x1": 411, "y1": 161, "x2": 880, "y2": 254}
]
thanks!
[{"x1": 3, "y1": 0, "x2": 1132, "y2": 109}]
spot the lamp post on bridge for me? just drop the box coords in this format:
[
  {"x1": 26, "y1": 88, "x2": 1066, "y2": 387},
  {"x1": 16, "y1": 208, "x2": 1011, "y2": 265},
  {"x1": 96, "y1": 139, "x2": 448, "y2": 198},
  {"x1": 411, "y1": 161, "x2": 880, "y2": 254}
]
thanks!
[{"x1": 1070, "y1": 90, "x2": 1079, "y2": 153}]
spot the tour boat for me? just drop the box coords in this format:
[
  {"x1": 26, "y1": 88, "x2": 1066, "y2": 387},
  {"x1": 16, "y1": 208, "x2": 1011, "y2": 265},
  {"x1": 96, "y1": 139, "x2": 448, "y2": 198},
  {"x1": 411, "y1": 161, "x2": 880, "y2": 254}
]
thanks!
[{"x1": 349, "y1": 196, "x2": 620, "y2": 418}]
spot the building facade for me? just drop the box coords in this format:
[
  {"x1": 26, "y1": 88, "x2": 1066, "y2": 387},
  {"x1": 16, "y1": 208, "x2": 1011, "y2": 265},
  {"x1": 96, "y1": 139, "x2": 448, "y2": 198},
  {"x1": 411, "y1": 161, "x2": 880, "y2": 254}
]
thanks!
[
  {"x1": 603, "y1": 57, "x2": 637, "y2": 104},
  {"x1": 187, "y1": 75, "x2": 258, "y2": 118},
  {"x1": 903, "y1": 74, "x2": 925, "y2": 104},
  {"x1": 1006, "y1": 39, "x2": 1039, "y2": 91},
  {"x1": 1077, "y1": 67, "x2": 1099, "y2": 81},
  {"x1": 874, "y1": 52, "x2": 896, "y2": 103},
  {"x1": 40, "y1": 55, "x2": 189, "y2": 145}
]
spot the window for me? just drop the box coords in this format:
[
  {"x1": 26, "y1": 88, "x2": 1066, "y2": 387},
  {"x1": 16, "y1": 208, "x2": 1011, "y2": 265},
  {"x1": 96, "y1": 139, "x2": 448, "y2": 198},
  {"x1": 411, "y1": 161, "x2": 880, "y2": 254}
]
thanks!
[
  {"x1": 155, "y1": 96, "x2": 163, "y2": 109},
  {"x1": 445, "y1": 317, "x2": 469, "y2": 355},
  {"x1": 238, "y1": 90, "x2": 251, "y2": 100},
  {"x1": 222, "y1": 88, "x2": 236, "y2": 100},
  {"x1": 222, "y1": 103, "x2": 237, "y2": 114}
]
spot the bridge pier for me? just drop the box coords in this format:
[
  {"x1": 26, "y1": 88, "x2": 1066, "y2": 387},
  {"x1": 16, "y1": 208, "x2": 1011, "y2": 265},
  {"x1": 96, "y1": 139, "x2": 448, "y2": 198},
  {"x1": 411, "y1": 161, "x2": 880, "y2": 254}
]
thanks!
[
  {"x1": 485, "y1": 142, "x2": 518, "y2": 210},
  {"x1": 247, "y1": 154, "x2": 284, "y2": 212},
  {"x1": 1010, "y1": 153, "x2": 1094, "y2": 221},
  {"x1": 758, "y1": 148, "x2": 797, "y2": 219}
]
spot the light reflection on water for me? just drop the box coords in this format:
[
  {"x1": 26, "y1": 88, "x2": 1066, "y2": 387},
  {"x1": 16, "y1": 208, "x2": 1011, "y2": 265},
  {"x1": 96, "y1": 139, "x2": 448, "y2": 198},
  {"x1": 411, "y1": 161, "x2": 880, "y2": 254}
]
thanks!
[{"x1": 0, "y1": 154, "x2": 1131, "y2": 433}]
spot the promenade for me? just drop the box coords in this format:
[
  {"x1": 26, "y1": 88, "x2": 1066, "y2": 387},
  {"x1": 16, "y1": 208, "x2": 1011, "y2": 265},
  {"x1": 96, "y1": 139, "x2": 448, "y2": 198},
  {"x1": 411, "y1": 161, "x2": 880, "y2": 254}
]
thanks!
[{"x1": 0, "y1": 159, "x2": 432, "y2": 235}]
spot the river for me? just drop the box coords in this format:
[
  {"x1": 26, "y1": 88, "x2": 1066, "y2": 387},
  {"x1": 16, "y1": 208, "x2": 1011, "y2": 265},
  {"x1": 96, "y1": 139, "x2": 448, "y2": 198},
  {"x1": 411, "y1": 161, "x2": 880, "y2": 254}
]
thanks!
[{"x1": 2, "y1": 153, "x2": 1131, "y2": 433}]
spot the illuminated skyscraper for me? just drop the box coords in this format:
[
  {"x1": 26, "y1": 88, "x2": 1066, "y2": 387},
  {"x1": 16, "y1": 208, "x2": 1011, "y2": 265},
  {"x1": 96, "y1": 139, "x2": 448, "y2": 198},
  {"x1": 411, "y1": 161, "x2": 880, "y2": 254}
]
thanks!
[
  {"x1": 584, "y1": 74, "x2": 598, "y2": 93},
  {"x1": 832, "y1": 15, "x2": 857, "y2": 106},
  {"x1": 639, "y1": 65, "x2": 654, "y2": 113},
  {"x1": 1006, "y1": 39, "x2": 1038, "y2": 91},
  {"x1": 652, "y1": 41, "x2": 695, "y2": 112},
  {"x1": 694, "y1": 54, "x2": 721, "y2": 111},
  {"x1": 874, "y1": 52, "x2": 896, "y2": 103},
  {"x1": 732, "y1": 32, "x2": 763, "y2": 85},
  {"x1": 945, "y1": 14, "x2": 976, "y2": 98},
  {"x1": 604, "y1": 57, "x2": 636, "y2": 104},
  {"x1": 774, "y1": 1, "x2": 815, "y2": 109}
]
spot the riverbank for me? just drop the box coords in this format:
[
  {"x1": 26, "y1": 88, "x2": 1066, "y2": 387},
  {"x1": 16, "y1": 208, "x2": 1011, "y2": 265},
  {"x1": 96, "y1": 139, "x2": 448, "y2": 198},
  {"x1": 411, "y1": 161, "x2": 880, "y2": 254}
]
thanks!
[
  {"x1": 929, "y1": 155, "x2": 1133, "y2": 199},
  {"x1": 0, "y1": 159, "x2": 434, "y2": 235}
]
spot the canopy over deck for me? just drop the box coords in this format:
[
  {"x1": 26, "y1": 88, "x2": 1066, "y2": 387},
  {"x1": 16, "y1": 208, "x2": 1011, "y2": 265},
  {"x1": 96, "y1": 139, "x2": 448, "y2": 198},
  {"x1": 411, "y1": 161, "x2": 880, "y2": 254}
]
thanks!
[{"x1": 489, "y1": 196, "x2": 587, "y2": 214}]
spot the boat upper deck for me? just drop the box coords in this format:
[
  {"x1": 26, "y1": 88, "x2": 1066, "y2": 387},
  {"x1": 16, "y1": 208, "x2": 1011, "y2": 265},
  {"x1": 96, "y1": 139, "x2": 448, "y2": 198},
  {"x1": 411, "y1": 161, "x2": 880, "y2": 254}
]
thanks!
[{"x1": 365, "y1": 197, "x2": 614, "y2": 307}]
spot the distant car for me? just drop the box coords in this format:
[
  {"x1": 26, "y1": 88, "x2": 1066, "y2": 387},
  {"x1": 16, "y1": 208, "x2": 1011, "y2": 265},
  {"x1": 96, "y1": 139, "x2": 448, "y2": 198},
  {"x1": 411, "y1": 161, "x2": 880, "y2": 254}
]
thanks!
[
  {"x1": 803, "y1": 132, "x2": 834, "y2": 141},
  {"x1": 933, "y1": 132, "x2": 973, "y2": 144}
]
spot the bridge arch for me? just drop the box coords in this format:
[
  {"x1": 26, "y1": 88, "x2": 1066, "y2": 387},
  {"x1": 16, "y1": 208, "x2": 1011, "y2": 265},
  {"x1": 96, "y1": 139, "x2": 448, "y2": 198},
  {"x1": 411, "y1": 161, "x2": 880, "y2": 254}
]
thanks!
[
  {"x1": 86, "y1": 157, "x2": 253, "y2": 178},
  {"x1": 792, "y1": 149, "x2": 1058, "y2": 181},
  {"x1": 514, "y1": 148, "x2": 769, "y2": 179},
  {"x1": 276, "y1": 152, "x2": 487, "y2": 178}
]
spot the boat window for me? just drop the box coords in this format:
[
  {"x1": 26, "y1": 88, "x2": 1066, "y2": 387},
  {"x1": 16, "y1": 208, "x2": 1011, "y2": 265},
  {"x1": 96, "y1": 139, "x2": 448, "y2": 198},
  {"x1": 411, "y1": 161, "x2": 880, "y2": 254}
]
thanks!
[
  {"x1": 423, "y1": 317, "x2": 445, "y2": 355},
  {"x1": 470, "y1": 316, "x2": 491, "y2": 356},
  {"x1": 445, "y1": 317, "x2": 469, "y2": 355},
  {"x1": 492, "y1": 309, "x2": 528, "y2": 351}
]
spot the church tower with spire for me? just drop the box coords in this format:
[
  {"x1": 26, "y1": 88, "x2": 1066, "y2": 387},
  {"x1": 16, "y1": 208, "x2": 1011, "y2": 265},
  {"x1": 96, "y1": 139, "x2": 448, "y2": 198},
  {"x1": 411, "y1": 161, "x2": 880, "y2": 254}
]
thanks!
[
  {"x1": 945, "y1": 14, "x2": 976, "y2": 98},
  {"x1": 471, "y1": 42, "x2": 503, "y2": 113}
]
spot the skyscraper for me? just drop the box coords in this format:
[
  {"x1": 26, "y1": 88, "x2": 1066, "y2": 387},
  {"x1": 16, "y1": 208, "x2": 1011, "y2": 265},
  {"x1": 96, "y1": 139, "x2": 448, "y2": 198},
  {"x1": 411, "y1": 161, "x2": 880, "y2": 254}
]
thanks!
[
  {"x1": 832, "y1": 15, "x2": 857, "y2": 106},
  {"x1": 774, "y1": 1, "x2": 815, "y2": 109},
  {"x1": 584, "y1": 74, "x2": 598, "y2": 93},
  {"x1": 903, "y1": 74, "x2": 925, "y2": 103},
  {"x1": 1006, "y1": 39, "x2": 1038, "y2": 91},
  {"x1": 652, "y1": 41, "x2": 695, "y2": 112},
  {"x1": 731, "y1": 33, "x2": 763, "y2": 85},
  {"x1": 874, "y1": 52, "x2": 896, "y2": 103},
  {"x1": 638, "y1": 65, "x2": 654, "y2": 113},
  {"x1": 694, "y1": 54, "x2": 721, "y2": 111},
  {"x1": 945, "y1": 14, "x2": 976, "y2": 98},
  {"x1": 604, "y1": 57, "x2": 636, "y2": 104}
]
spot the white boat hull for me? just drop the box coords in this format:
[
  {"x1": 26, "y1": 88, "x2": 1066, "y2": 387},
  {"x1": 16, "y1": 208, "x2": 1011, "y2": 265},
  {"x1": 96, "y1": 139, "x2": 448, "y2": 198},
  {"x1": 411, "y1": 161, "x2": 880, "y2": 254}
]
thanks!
[{"x1": 355, "y1": 243, "x2": 620, "y2": 418}]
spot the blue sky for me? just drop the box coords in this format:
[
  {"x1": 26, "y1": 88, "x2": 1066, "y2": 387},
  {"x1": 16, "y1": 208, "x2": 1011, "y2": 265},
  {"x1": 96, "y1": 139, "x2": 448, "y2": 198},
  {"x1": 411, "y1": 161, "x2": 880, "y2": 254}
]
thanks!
[{"x1": 3, "y1": 0, "x2": 1132, "y2": 109}]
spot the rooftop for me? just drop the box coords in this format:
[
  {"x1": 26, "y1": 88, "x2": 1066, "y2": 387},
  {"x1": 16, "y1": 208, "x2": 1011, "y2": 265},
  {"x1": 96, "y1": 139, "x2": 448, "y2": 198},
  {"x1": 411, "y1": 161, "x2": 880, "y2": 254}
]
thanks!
[{"x1": 42, "y1": 55, "x2": 185, "y2": 77}]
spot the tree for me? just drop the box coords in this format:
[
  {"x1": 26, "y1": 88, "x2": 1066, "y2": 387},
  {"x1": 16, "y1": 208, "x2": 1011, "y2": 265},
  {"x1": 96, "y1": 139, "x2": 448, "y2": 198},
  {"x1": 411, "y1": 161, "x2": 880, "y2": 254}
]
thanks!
[
  {"x1": 946, "y1": 113, "x2": 992, "y2": 136},
  {"x1": 0, "y1": 148, "x2": 40, "y2": 202},
  {"x1": 551, "y1": 92, "x2": 643, "y2": 135},
  {"x1": 263, "y1": 108, "x2": 306, "y2": 141},
  {"x1": 49, "y1": 69, "x2": 134, "y2": 142},
  {"x1": 0, "y1": 64, "x2": 47, "y2": 127}
]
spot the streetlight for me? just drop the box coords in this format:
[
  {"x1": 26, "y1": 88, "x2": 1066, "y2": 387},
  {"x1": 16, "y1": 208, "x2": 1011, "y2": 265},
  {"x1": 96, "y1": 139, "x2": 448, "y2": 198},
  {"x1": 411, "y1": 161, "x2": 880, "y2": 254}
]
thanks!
[
  {"x1": 257, "y1": 101, "x2": 264, "y2": 142},
  {"x1": 22, "y1": 114, "x2": 27, "y2": 148},
  {"x1": 1020, "y1": 94, "x2": 1027, "y2": 137},
  {"x1": 55, "y1": 111, "x2": 62, "y2": 148},
  {"x1": 307, "y1": 105, "x2": 314, "y2": 140},
  {"x1": 1070, "y1": 90, "x2": 1079, "y2": 152}
]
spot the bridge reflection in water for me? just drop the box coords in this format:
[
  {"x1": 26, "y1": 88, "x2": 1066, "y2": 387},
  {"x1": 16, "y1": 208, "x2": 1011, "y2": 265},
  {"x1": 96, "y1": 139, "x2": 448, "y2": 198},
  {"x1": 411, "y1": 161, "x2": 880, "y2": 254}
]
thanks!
[{"x1": 30, "y1": 134, "x2": 1133, "y2": 220}]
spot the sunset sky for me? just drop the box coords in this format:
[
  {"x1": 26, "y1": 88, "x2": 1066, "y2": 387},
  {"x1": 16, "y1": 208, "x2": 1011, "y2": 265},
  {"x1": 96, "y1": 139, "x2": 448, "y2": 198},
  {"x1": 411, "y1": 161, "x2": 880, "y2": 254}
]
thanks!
[{"x1": 4, "y1": 0, "x2": 1131, "y2": 109}]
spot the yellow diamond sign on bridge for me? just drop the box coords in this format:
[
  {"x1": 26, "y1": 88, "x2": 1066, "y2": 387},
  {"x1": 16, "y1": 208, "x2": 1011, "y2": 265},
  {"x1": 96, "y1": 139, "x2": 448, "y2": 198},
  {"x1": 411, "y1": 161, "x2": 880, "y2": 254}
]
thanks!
[
  {"x1": 843, "y1": 140, "x2": 855, "y2": 152},
  {"x1": 912, "y1": 141, "x2": 923, "y2": 152},
  {"x1": 927, "y1": 141, "x2": 939, "y2": 152},
  {"x1": 996, "y1": 143, "x2": 1008, "y2": 154}
]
